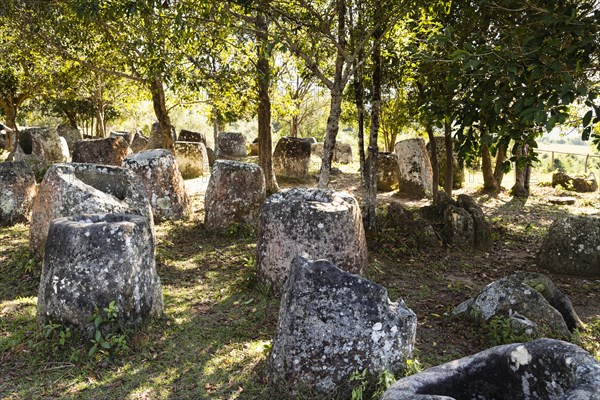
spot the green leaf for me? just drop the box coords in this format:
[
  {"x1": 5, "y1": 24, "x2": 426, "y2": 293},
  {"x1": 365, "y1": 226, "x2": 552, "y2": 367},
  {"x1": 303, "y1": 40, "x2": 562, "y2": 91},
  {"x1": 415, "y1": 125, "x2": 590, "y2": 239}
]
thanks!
[
  {"x1": 88, "y1": 344, "x2": 97, "y2": 358},
  {"x1": 583, "y1": 110, "x2": 593, "y2": 127},
  {"x1": 100, "y1": 341, "x2": 112, "y2": 349},
  {"x1": 95, "y1": 330, "x2": 101, "y2": 342}
]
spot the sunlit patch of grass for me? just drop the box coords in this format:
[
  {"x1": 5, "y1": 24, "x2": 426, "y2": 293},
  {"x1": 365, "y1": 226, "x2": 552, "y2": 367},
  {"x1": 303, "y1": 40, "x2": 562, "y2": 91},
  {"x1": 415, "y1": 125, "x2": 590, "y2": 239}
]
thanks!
[{"x1": 0, "y1": 296, "x2": 37, "y2": 353}]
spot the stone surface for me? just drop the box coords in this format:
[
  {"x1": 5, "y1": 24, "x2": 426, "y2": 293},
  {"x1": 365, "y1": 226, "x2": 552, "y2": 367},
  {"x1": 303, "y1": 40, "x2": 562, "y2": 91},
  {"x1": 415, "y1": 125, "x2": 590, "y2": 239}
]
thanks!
[
  {"x1": 178, "y1": 129, "x2": 206, "y2": 145},
  {"x1": 37, "y1": 213, "x2": 163, "y2": 338},
  {"x1": 273, "y1": 136, "x2": 312, "y2": 179},
  {"x1": 453, "y1": 272, "x2": 581, "y2": 340},
  {"x1": 552, "y1": 171, "x2": 598, "y2": 192},
  {"x1": 149, "y1": 123, "x2": 177, "y2": 149},
  {"x1": 10, "y1": 127, "x2": 70, "y2": 179},
  {"x1": 395, "y1": 138, "x2": 433, "y2": 198},
  {"x1": 174, "y1": 141, "x2": 209, "y2": 179},
  {"x1": 72, "y1": 137, "x2": 132, "y2": 166},
  {"x1": 548, "y1": 196, "x2": 576, "y2": 205},
  {"x1": 217, "y1": 132, "x2": 246, "y2": 158},
  {"x1": 130, "y1": 130, "x2": 149, "y2": 153},
  {"x1": 204, "y1": 160, "x2": 266, "y2": 230},
  {"x1": 268, "y1": 257, "x2": 417, "y2": 394},
  {"x1": 109, "y1": 130, "x2": 133, "y2": 144},
  {"x1": 537, "y1": 216, "x2": 600, "y2": 277},
  {"x1": 248, "y1": 138, "x2": 259, "y2": 156},
  {"x1": 123, "y1": 149, "x2": 191, "y2": 223},
  {"x1": 382, "y1": 338, "x2": 600, "y2": 400},
  {"x1": 376, "y1": 152, "x2": 400, "y2": 192},
  {"x1": 56, "y1": 124, "x2": 83, "y2": 152},
  {"x1": 29, "y1": 163, "x2": 152, "y2": 257},
  {"x1": 380, "y1": 203, "x2": 441, "y2": 249},
  {"x1": 206, "y1": 147, "x2": 216, "y2": 167},
  {"x1": 311, "y1": 141, "x2": 353, "y2": 164},
  {"x1": 426, "y1": 137, "x2": 464, "y2": 189},
  {"x1": 257, "y1": 188, "x2": 368, "y2": 293},
  {"x1": 0, "y1": 162, "x2": 38, "y2": 227}
]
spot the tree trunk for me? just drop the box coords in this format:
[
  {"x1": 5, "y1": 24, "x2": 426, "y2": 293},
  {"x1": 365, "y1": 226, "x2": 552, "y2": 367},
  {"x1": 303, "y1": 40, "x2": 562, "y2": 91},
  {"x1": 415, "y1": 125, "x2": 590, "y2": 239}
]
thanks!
[
  {"x1": 3, "y1": 102, "x2": 18, "y2": 152},
  {"x1": 354, "y1": 57, "x2": 366, "y2": 189},
  {"x1": 256, "y1": 8, "x2": 279, "y2": 194},
  {"x1": 290, "y1": 115, "x2": 299, "y2": 138},
  {"x1": 426, "y1": 125, "x2": 439, "y2": 205},
  {"x1": 212, "y1": 103, "x2": 219, "y2": 153},
  {"x1": 493, "y1": 141, "x2": 507, "y2": 187},
  {"x1": 444, "y1": 118, "x2": 454, "y2": 196},
  {"x1": 510, "y1": 143, "x2": 529, "y2": 197},
  {"x1": 148, "y1": 77, "x2": 174, "y2": 150},
  {"x1": 95, "y1": 106, "x2": 105, "y2": 138},
  {"x1": 481, "y1": 143, "x2": 500, "y2": 193},
  {"x1": 318, "y1": 0, "x2": 346, "y2": 189},
  {"x1": 364, "y1": 9, "x2": 382, "y2": 238}
]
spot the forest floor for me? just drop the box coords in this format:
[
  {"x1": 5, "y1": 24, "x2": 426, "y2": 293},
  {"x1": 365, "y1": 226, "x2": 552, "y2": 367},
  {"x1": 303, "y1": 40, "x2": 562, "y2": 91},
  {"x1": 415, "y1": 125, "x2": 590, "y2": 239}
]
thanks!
[{"x1": 0, "y1": 160, "x2": 599, "y2": 399}]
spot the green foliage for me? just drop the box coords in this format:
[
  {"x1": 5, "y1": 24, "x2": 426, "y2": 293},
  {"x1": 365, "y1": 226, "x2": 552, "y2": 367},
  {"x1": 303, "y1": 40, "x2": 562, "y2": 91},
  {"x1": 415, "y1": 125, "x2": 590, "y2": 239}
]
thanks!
[
  {"x1": 86, "y1": 301, "x2": 129, "y2": 358},
  {"x1": 485, "y1": 315, "x2": 528, "y2": 346},
  {"x1": 349, "y1": 368, "x2": 398, "y2": 400}
]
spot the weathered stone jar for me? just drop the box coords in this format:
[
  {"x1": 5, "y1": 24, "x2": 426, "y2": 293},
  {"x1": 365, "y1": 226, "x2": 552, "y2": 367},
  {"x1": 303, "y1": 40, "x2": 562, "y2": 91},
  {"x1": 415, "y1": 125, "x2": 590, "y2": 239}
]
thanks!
[
  {"x1": 29, "y1": 163, "x2": 152, "y2": 257},
  {"x1": 376, "y1": 152, "x2": 400, "y2": 192},
  {"x1": 217, "y1": 132, "x2": 246, "y2": 158},
  {"x1": 37, "y1": 213, "x2": 163, "y2": 338},
  {"x1": 204, "y1": 160, "x2": 266, "y2": 230},
  {"x1": 174, "y1": 141, "x2": 209, "y2": 179},
  {"x1": 268, "y1": 257, "x2": 417, "y2": 394},
  {"x1": 123, "y1": 149, "x2": 191, "y2": 223},
  {"x1": 72, "y1": 137, "x2": 131, "y2": 166},
  {"x1": 0, "y1": 161, "x2": 38, "y2": 226},
  {"x1": 395, "y1": 138, "x2": 433, "y2": 198},
  {"x1": 257, "y1": 188, "x2": 368, "y2": 293},
  {"x1": 273, "y1": 136, "x2": 312, "y2": 179}
]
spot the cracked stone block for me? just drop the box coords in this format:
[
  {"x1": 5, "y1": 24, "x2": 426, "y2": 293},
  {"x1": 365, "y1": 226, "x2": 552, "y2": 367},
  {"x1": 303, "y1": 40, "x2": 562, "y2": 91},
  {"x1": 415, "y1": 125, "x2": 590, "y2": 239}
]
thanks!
[
  {"x1": 72, "y1": 137, "x2": 132, "y2": 166},
  {"x1": 273, "y1": 137, "x2": 312, "y2": 179},
  {"x1": 217, "y1": 132, "x2": 246, "y2": 158}
]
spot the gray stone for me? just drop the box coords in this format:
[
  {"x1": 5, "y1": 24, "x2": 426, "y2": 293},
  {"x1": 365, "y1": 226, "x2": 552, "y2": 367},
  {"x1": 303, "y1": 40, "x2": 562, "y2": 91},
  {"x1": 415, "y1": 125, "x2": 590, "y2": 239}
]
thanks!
[
  {"x1": 453, "y1": 272, "x2": 580, "y2": 340},
  {"x1": 457, "y1": 194, "x2": 493, "y2": 251},
  {"x1": 273, "y1": 136, "x2": 312, "y2": 179},
  {"x1": 56, "y1": 124, "x2": 83, "y2": 152},
  {"x1": 174, "y1": 141, "x2": 209, "y2": 179},
  {"x1": 552, "y1": 171, "x2": 598, "y2": 193},
  {"x1": 204, "y1": 160, "x2": 266, "y2": 230},
  {"x1": 249, "y1": 138, "x2": 259, "y2": 156},
  {"x1": 109, "y1": 131, "x2": 134, "y2": 144},
  {"x1": 29, "y1": 163, "x2": 152, "y2": 257},
  {"x1": 130, "y1": 130, "x2": 149, "y2": 153},
  {"x1": 0, "y1": 162, "x2": 38, "y2": 226},
  {"x1": 376, "y1": 152, "x2": 400, "y2": 192},
  {"x1": 395, "y1": 138, "x2": 433, "y2": 199},
  {"x1": 148, "y1": 123, "x2": 177, "y2": 149},
  {"x1": 206, "y1": 147, "x2": 216, "y2": 167},
  {"x1": 382, "y1": 338, "x2": 600, "y2": 400},
  {"x1": 268, "y1": 257, "x2": 417, "y2": 394},
  {"x1": 178, "y1": 129, "x2": 206, "y2": 145},
  {"x1": 257, "y1": 188, "x2": 368, "y2": 293},
  {"x1": 123, "y1": 149, "x2": 191, "y2": 223},
  {"x1": 217, "y1": 132, "x2": 246, "y2": 158},
  {"x1": 426, "y1": 137, "x2": 464, "y2": 190},
  {"x1": 538, "y1": 216, "x2": 600, "y2": 277},
  {"x1": 311, "y1": 141, "x2": 353, "y2": 164},
  {"x1": 72, "y1": 137, "x2": 132, "y2": 166},
  {"x1": 10, "y1": 127, "x2": 70, "y2": 179},
  {"x1": 37, "y1": 213, "x2": 163, "y2": 338},
  {"x1": 548, "y1": 196, "x2": 576, "y2": 205}
]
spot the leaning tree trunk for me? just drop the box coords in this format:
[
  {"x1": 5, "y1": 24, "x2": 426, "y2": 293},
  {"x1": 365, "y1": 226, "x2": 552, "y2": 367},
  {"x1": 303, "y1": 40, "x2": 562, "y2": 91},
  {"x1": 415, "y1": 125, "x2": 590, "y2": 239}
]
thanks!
[
  {"x1": 290, "y1": 115, "x2": 299, "y2": 138},
  {"x1": 318, "y1": 0, "x2": 346, "y2": 189},
  {"x1": 510, "y1": 143, "x2": 529, "y2": 197},
  {"x1": 426, "y1": 125, "x2": 439, "y2": 205},
  {"x1": 444, "y1": 118, "x2": 454, "y2": 196},
  {"x1": 256, "y1": 8, "x2": 279, "y2": 194},
  {"x1": 481, "y1": 143, "x2": 500, "y2": 194},
  {"x1": 493, "y1": 141, "x2": 508, "y2": 187},
  {"x1": 148, "y1": 77, "x2": 174, "y2": 150}
]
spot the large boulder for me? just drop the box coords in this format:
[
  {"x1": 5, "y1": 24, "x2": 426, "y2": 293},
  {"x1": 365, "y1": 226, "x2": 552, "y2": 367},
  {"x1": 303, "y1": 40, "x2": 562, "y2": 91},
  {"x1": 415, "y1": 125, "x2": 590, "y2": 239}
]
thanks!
[
  {"x1": 376, "y1": 152, "x2": 400, "y2": 192},
  {"x1": 311, "y1": 141, "x2": 353, "y2": 164},
  {"x1": 109, "y1": 130, "x2": 134, "y2": 145},
  {"x1": 178, "y1": 129, "x2": 207, "y2": 145},
  {"x1": 426, "y1": 136, "x2": 464, "y2": 190},
  {"x1": 123, "y1": 149, "x2": 190, "y2": 223},
  {"x1": 0, "y1": 162, "x2": 38, "y2": 227},
  {"x1": 37, "y1": 213, "x2": 163, "y2": 339},
  {"x1": 72, "y1": 137, "x2": 132, "y2": 166},
  {"x1": 382, "y1": 338, "x2": 600, "y2": 400},
  {"x1": 395, "y1": 138, "x2": 433, "y2": 198},
  {"x1": 204, "y1": 160, "x2": 266, "y2": 230},
  {"x1": 29, "y1": 163, "x2": 152, "y2": 257},
  {"x1": 268, "y1": 257, "x2": 417, "y2": 394},
  {"x1": 174, "y1": 141, "x2": 209, "y2": 179},
  {"x1": 10, "y1": 127, "x2": 70, "y2": 179},
  {"x1": 148, "y1": 123, "x2": 177, "y2": 149},
  {"x1": 273, "y1": 136, "x2": 312, "y2": 179},
  {"x1": 552, "y1": 171, "x2": 598, "y2": 193},
  {"x1": 56, "y1": 124, "x2": 83, "y2": 152},
  {"x1": 257, "y1": 188, "x2": 368, "y2": 293},
  {"x1": 217, "y1": 132, "x2": 246, "y2": 158},
  {"x1": 453, "y1": 272, "x2": 582, "y2": 341},
  {"x1": 537, "y1": 216, "x2": 600, "y2": 277},
  {"x1": 130, "y1": 130, "x2": 149, "y2": 153}
]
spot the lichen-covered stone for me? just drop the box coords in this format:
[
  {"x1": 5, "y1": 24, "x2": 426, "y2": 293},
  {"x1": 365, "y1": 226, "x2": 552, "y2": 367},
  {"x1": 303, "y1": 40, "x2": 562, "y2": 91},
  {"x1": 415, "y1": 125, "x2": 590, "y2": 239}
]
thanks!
[
  {"x1": 109, "y1": 131, "x2": 134, "y2": 144},
  {"x1": 426, "y1": 137, "x2": 464, "y2": 190},
  {"x1": 0, "y1": 162, "x2": 38, "y2": 226},
  {"x1": 204, "y1": 160, "x2": 266, "y2": 230},
  {"x1": 395, "y1": 138, "x2": 433, "y2": 198},
  {"x1": 552, "y1": 171, "x2": 598, "y2": 193},
  {"x1": 130, "y1": 130, "x2": 149, "y2": 153},
  {"x1": 37, "y1": 213, "x2": 163, "y2": 338},
  {"x1": 257, "y1": 188, "x2": 368, "y2": 293},
  {"x1": 537, "y1": 216, "x2": 600, "y2": 277},
  {"x1": 174, "y1": 141, "x2": 209, "y2": 179},
  {"x1": 56, "y1": 124, "x2": 83, "y2": 152},
  {"x1": 206, "y1": 147, "x2": 216, "y2": 167},
  {"x1": 10, "y1": 127, "x2": 70, "y2": 179},
  {"x1": 178, "y1": 129, "x2": 206, "y2": 145},
  {"x1": 273, "y1": 137, "x2": 312, "y2": 179},
  {"x1": 268, "y1": 257, "x2": 416, "y2": 394},
  {"x1": 72, "y1": 137, "x2": 132, "y2": 166},
  {"x1": 217, "y1": 132, "x2": 246, "y2": 158},
  {"x1": 382, "y1": 338, "x2": 600, "y2": 400},
  {"x1": 453, "y1": 272, "x2": 580, "y2": 340},
  {"x1": 148, "y1": 123, "x2": 177, "y2": 149},
  {"x1": 123, "y1": 149, "x2": 190, "y2": 223},
  {"x1": 311, "y1": 141, "x2": 352, "y2": 164},
  {"x1": 29, "y1": 163, "x2": 152, "y2": 257},
  {"x1": 376, "y1": 152, "x2": 400, "y2": 191}
]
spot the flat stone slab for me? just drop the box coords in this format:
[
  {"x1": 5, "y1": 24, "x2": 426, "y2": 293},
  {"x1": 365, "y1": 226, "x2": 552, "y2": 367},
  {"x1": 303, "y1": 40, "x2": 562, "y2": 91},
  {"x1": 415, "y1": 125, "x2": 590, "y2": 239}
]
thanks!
[{"x1": 548, "y1": 196, "x2": 576, "y2": 205}]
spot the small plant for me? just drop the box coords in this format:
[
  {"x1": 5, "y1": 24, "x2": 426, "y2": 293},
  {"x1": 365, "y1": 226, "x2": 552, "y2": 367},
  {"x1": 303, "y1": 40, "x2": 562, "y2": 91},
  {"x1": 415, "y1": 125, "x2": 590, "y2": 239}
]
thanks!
[
  {"x1": 403, "y1": 358, "x2": 422, "y2": 377},
  {"x1": 86, "y1": 301, "x2": 129, "y2": 358},
  {"x1": 486, "y1": 315, "x2": 528, "y2": 346},
  {"x1": 349, "y1": 369, "x2": 368, "y2": 400},
  {"x1": 372, "y1": 370, "x2": 396, "y2": 398}
]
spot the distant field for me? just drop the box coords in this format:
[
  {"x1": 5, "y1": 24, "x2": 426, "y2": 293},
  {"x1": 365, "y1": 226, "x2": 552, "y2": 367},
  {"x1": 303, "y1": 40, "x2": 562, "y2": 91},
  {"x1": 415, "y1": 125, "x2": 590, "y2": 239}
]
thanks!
[{"x1": 537, "y1": 143, "x2": 598, "y2": 155}]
